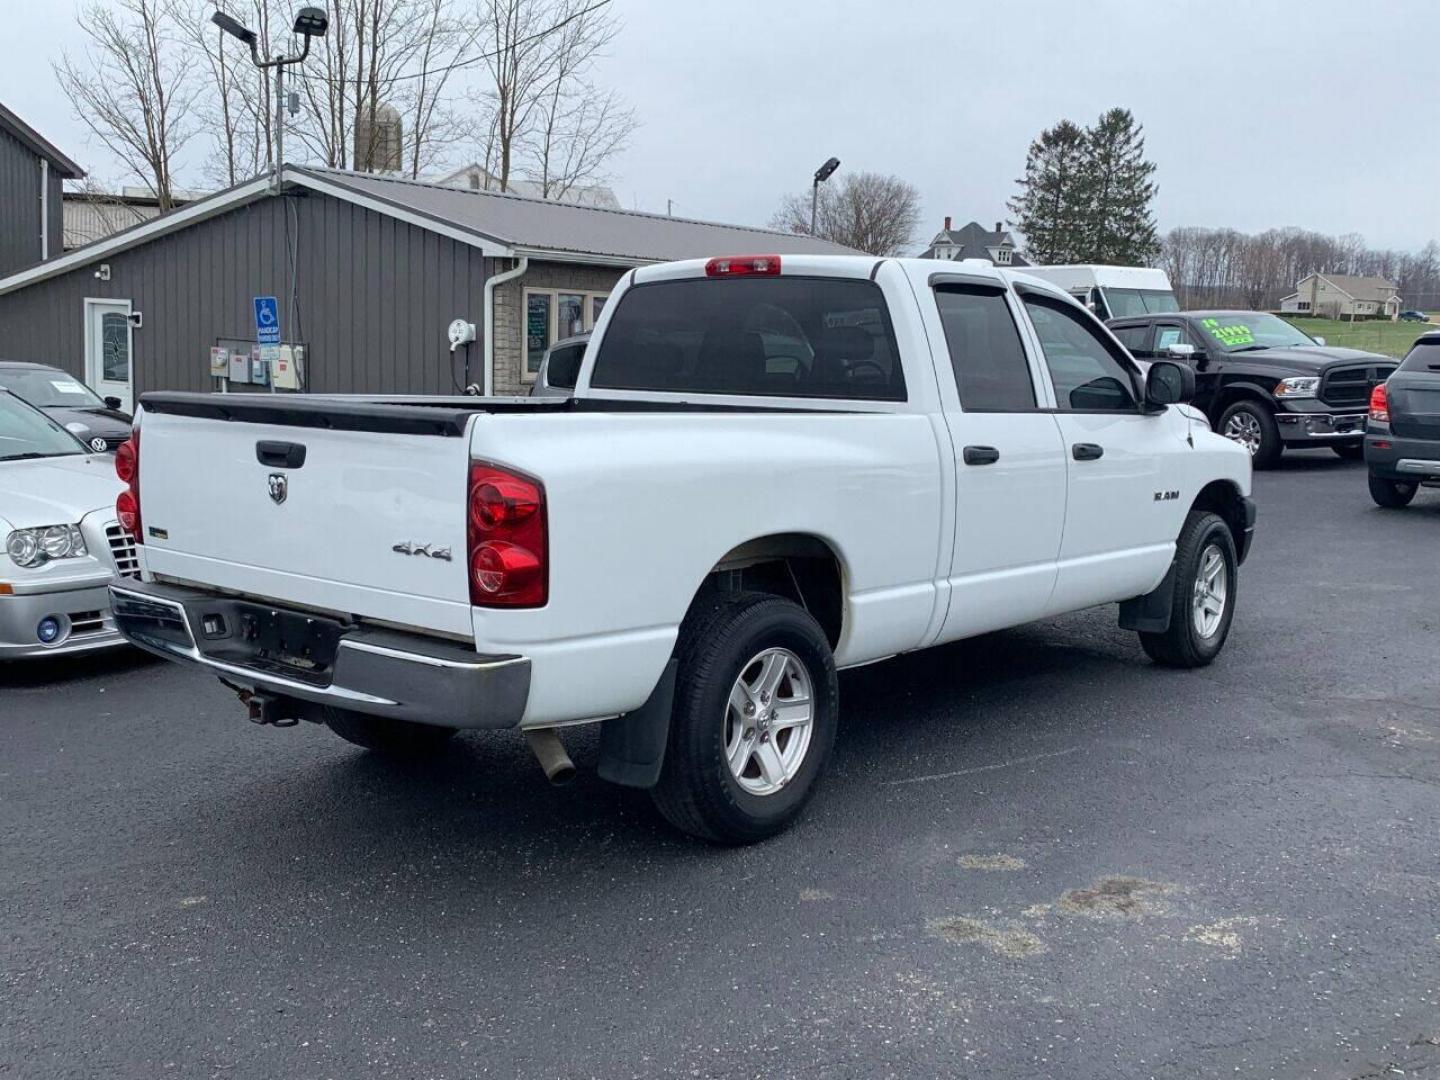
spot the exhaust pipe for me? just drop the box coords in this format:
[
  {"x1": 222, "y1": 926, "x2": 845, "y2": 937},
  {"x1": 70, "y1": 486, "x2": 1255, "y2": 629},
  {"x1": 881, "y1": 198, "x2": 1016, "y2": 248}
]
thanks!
[{"x1": 525, "y1": 728, "x2": 576, "y2": 786}]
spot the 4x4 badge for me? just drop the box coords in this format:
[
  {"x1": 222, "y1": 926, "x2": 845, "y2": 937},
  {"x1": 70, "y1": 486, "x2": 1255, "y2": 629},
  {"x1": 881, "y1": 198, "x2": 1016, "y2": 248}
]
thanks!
[{"x1": 392, "y1": 541, "x2": 453, "y2": 562}]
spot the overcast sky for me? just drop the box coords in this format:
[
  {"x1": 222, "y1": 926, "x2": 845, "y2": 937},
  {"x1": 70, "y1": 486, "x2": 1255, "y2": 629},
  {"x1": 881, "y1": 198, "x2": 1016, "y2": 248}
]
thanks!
[{"x1": 5, "y1": 0, "x2": 1436, "y2": 252}]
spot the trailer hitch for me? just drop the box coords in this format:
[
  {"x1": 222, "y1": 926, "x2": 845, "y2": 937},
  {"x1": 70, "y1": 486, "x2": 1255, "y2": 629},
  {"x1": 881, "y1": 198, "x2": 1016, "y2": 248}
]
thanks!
[{"x1": 221, "y1": 679, "x2": 301, "y2": 727}]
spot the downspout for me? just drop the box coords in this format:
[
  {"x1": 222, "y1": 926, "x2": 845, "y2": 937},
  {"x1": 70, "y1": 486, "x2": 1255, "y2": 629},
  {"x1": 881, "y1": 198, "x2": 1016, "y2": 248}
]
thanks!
[
  {"x1": 39, "y1": 159, "x2": 49, "y2": 260},
  {"x1": 482, "y1": 255, "x2": 528, "y2": 397}
]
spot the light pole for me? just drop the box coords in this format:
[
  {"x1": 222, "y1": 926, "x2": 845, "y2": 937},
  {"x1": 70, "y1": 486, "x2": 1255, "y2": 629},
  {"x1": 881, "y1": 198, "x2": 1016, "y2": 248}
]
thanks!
[
  {"x1": 811, "y1": 157, "x2": 840, "y2": 235},
  {"x1": 212, "y1": 7, "x2": 329, "y2": 191}
]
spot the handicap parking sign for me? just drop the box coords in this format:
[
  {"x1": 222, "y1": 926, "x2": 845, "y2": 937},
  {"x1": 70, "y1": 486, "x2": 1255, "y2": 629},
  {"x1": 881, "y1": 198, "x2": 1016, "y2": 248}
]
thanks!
[{"x1": 253, "y1": 296, "x2": 281, "y2": 345}]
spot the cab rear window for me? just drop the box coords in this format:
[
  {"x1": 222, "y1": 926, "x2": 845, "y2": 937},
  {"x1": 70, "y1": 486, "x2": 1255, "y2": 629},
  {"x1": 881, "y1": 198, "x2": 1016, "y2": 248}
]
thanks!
[{"x1": 589, "y1": 277, "x2": 906, "y2": 401}]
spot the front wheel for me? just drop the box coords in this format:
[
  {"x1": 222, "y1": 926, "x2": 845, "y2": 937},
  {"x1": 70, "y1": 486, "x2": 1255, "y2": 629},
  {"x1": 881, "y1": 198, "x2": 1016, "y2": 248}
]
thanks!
[
  {"x1": 1138, "y1": 511, "x2": 1238, "y2": 669},
  {"x1": 651, "y1": 592, "x2": 838, "y2": 844},
  {"x1": 1218, "y1": 401, "x2": 1282, "y2": 469},
  {"x1": 1368, "y1": 473, "x2": 1418, "y2": 508},
  {"x1": 1331, "y1": 443, "x2": 1364, "y2": 461},
  {"x1": 322, "y1": 708, "x2": 458, "y2": 755}
]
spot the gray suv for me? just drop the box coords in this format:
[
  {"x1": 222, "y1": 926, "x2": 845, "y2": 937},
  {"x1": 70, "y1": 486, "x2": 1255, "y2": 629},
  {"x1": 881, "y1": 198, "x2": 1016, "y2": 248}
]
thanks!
[{"x1": 530, "y1": 334, "x2": 589, "y2": 398}]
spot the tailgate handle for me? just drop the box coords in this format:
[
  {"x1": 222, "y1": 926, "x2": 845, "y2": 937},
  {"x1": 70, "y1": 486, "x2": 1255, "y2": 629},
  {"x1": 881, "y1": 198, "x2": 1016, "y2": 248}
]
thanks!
[{"x1": 256, "y1": 440, "x2": 307, "y2": 469}]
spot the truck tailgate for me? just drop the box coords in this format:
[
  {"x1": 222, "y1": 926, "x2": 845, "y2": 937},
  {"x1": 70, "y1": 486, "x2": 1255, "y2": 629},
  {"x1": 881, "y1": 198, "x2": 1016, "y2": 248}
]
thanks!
[{"x1": 138, "y1": 404, "x2": 476, "y2": 638}]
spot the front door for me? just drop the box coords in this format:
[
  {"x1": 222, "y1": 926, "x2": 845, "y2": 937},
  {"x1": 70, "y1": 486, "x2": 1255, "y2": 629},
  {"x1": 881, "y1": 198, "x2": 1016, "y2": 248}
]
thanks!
[
  {"x1": 928, "y1": 281, "x2": 1068, "y2": 642},
  {"x1": 85, "y1": 299, "x2": 134, "y2": 413},
  {"x1": 1019, "y1": 292, "x2": 1177, "y2": 612}
]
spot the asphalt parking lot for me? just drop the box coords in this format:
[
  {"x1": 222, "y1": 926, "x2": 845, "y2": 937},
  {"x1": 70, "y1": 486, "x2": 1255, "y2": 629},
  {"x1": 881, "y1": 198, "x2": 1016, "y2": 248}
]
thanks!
[{"x1": 3, "y1": 453, "x2": 1439, "y2": 1080}]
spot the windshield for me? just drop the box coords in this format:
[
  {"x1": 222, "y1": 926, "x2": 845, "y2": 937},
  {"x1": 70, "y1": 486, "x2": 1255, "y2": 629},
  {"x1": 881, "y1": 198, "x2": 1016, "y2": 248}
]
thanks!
[
  {"x1": 0, "y1": 367, "x2": 106, "y2": 408},
  {"x1": 1195, "y1": 313, "x2": 1317, "y2": 352},
  {"x1": 1104, "y1": 288, "x2": 1180, "y2": 317},
  {"x1": 0, "y1": 391, "x2": 87, "y2": 460}
]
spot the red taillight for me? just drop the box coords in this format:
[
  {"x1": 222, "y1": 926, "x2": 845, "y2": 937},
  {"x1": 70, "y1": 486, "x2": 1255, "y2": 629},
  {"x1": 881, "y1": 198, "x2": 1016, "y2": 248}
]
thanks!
[
  {"x1": 705, "y1": 254, "x2": 781, "y2": 278},
  {"x1": 467, "y1": 464, "x2": 546, "y2": 607},
  {"x1": 114, "y1": 431, "x2": 142, "y2": 543},
  {"x1": 1369, "y1": 382, "x2": 1390, "y2": 422}
]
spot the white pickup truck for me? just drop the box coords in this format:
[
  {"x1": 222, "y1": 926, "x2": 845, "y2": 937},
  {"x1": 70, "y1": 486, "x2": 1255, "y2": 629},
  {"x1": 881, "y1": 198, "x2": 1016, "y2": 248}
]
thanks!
[{"x1": 109, "y1": 255, "x2": 1253, "y2": 843}]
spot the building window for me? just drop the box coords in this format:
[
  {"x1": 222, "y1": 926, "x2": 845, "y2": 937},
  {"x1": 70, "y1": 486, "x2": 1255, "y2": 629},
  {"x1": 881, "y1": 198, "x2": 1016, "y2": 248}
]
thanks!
[
  {"x1": 523, "y1": 288, "x2": 610, "y2": 380},
  {"x1": 933, "y1": 244, "x2": 952, "y2": 260},
  {"x1": 995, "y1": 247, "x2": 1012, "y2": 265}
]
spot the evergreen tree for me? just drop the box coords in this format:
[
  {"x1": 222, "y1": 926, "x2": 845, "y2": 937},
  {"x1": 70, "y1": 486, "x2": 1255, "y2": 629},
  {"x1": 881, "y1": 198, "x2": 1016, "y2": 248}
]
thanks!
[
  {"x1": 1008, "y1": 108, "x2": 1160, "y2": 265},
  {"x1": 1007, "y1": 120, "x2": 1089, "y2": 264},
  {"x1": 1084, "y1": 108, "x2": 1159, "y2": 264}
]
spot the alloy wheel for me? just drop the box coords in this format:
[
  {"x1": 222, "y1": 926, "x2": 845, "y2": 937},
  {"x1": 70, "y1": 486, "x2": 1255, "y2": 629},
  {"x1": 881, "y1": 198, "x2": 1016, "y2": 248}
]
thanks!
[
  {"x1": 723, "y1": 647, "x2": 815, "y2": 796},
  {"x1": 1191, "y1": 543, "x2": 1229, "y2": 639},
  {"x1": 1223, "y1": 412, "x2": 1263, "y2": 456}
]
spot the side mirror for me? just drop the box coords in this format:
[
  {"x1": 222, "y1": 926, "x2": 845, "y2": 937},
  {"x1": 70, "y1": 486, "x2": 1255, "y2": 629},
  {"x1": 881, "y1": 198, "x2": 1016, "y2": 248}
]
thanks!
[
  {"x1": 1145, "y1": 360, "x2": 1196, "y2": 408},
  {"x1": 1313, "y1": 335, "x2": 1327, "y2": 347},
  {"x1": 104, "y1": 396, "x2": 123, "y2": 410},
  {"x1": 1161, "y1": 343, "x2": 1196, "y2": 362}
]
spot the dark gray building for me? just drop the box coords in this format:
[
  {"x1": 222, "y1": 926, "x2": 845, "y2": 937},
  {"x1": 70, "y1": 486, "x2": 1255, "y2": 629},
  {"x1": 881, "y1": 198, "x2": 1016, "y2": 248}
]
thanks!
[
  {"x1": 0, "y1": 166, "x2": 854, "y2": 406},
  {"x1": 0, "y1": 102, "x2": 84, "y2": 277}
]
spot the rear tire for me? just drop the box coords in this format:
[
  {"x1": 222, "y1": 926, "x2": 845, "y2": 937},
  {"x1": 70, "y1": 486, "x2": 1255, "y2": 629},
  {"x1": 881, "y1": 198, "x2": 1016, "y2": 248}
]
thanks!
[
  {"x1": 1138, "y1": 510, "x2": 1238, "y2": 669},
  {"x1": 1368, "y1": 472, "x2": 1418, "y2": 508},
  {"x1": 1218, "y1": 401, "x2": 1283, "y2": 469},
  {"x1": 1332, "y1": 443, "x2": 1364, "y2": 461},
  {"x1": 651, "y1": 592, "x2": 838, "y2": 845},
  {"x1": 323, "y1": 708, "x2": 457, "y2": 755}
]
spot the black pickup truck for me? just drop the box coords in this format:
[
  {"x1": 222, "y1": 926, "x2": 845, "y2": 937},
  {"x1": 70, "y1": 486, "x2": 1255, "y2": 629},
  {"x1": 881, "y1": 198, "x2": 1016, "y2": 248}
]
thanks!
[{"x1": 1109, "y1": 310, "x2": 1396, "y2": 467}]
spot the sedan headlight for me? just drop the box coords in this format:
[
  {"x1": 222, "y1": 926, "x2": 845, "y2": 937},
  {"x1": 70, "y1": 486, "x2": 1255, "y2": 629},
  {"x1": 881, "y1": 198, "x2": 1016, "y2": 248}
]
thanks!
[
  {"x1": 6, "y1": 524, "x2": 87, "y2": 568},
  {"x1": 1274, "y1": 376, "x2": 1320, "y2": 399}
]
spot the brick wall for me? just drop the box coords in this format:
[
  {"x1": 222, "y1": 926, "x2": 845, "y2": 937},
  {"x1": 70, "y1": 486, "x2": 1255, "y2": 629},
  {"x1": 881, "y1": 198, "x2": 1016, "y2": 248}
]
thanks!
[{"x1": 491, "y1": 260, "x2": 629, "y2": 394}]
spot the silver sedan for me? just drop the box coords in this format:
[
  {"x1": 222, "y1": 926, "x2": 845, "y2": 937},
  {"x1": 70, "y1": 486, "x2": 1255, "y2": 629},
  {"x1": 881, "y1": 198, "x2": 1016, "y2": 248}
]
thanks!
[{"x1": 0, "y1": 389, "x2": 135, "y2": 659}]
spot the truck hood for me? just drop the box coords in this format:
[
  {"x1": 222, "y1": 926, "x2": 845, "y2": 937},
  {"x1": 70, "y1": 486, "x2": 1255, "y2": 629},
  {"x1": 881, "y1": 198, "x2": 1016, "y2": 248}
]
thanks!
[
  {"x1": 1226, "y1": 345, "x2": 1392, "y2": 373},
  {"x1": 0, "y1": 454, "x2": 126, "y2": 529}
]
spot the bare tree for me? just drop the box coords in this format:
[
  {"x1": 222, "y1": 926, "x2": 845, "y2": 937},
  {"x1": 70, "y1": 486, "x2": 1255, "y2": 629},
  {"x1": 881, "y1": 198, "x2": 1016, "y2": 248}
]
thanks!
[
  {"x1": 770, "y1": 172, "x2": 922, "y2": 257},
  {"x1": 183, "y1": 0, "x2": 286, "y2": 185},
  {"x1": 469, "y1": 0, "x2": 629, "y2": 195},
  {"x1": 286, "y1": 0, "x2": 472, "y2": 176},
  {"x1": 55, "y1": 0, "x2": 200, "y2": 209},
  {"x1": 520, "y1": 1, "x2": 635, "y2": 199}
]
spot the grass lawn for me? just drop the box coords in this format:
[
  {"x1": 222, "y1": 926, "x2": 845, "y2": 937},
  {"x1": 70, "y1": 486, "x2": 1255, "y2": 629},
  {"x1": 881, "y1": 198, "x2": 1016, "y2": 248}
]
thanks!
[{"x1": 1283, "y1": 316, "x2": 1433, "y2": 359}]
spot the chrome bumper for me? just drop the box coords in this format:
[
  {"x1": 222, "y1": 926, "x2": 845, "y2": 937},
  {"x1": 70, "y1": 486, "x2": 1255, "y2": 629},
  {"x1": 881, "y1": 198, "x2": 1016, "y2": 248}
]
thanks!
[
  {"x1": 109, "y1": 581, "x2": 530, "y2": 729},
  {"x1": 0, "y1": 574, "x2": 126, "y2": 659},
  {"x1": 1275, "y1": 411, "x2": 1367, "y2": 441}
]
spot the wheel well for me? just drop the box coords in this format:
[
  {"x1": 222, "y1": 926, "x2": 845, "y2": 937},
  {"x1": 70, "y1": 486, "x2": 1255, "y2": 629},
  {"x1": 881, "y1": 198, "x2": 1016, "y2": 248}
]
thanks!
[
  {"x1": 1190, "y1": 480, "x2": 1248, "y2": 560},
  {"x1": 1210, "y1": 385, "x2": 1272, "y2": 424},
  {"x1": 693, "y1": 534, "x2": 844, "y2": 648}
]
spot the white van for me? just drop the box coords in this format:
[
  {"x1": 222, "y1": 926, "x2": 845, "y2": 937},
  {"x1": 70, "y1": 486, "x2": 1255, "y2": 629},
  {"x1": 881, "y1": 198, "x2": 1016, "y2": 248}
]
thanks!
[{"x1": 1021, "y1": 265, "x2": 1178, "y2": 320}]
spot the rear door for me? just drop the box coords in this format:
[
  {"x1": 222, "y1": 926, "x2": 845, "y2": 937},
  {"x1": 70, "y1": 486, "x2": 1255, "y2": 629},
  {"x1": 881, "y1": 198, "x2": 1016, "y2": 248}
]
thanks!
[
  {"x1": 1017, "y1": 290, "x2": 1178, "y2": 612},
  {"x1": 923, "y1": 278, "x2": 1068, "y2": 640},
  {"x1": 137, "y1": 404, "x2": 478, "y2": 637}
]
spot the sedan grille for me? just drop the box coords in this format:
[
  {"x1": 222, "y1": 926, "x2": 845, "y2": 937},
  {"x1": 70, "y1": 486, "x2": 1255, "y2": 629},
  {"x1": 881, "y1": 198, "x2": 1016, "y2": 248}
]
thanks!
[
  {"x1": 1319, "y1": 363, "x2": 1396, "y2": 408},
  {"x1": 106, "y1": 523, "x2": 141, "y2": 579}
]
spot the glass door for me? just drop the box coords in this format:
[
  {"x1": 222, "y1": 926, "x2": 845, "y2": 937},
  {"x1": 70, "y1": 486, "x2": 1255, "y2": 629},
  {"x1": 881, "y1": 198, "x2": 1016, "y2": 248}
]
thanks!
[{"x1": 85, "y1": 299, "x2": 134, "y2": 413}]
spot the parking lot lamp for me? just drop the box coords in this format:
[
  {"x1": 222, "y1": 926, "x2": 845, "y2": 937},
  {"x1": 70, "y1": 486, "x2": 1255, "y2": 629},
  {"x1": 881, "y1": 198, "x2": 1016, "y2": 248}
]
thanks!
[{"x1": 811, "y1": 157, "x2": 840, "y2": 235}]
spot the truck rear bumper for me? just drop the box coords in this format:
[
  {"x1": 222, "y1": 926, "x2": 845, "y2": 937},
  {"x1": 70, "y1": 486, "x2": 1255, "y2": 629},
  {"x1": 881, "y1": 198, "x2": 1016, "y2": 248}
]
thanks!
[{"x1": 109, "y1": 581, "x2": 529, "y2": 729}]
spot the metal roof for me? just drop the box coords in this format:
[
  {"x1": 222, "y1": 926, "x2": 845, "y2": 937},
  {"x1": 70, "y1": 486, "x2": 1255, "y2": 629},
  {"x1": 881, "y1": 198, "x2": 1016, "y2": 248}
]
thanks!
[
  {"x1": 291, "y1": 167, "x2": 861, "y2": 263},
  {"x1": 0, "y1": 101, "x2": 84, "y2": 179}
]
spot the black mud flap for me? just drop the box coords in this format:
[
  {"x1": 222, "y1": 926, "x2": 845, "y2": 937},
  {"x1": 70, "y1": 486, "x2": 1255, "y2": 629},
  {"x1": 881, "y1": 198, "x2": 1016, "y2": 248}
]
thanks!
[
  {"x1": 597, "y1": 659, "x2": 677, "y2": 789},
  {"x1": 1118, "y1": 564, "x2": 1177, "y2": 634}
]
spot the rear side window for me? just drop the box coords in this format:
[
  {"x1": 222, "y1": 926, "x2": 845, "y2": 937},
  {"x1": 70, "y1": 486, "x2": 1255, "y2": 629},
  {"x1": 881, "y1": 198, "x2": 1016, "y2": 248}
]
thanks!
[
  {"x1": 543, "y1": 342, "x2": 585, "y2": 389},
  {"x1": 1022, "y1": 294, "x2": 1139, "y2": 412},
  {"x1": 1110, "y1": 323, "x2": 1150, "y2": 354},
  {"x1": 1399, "y1": 338, "x2": 1440, "y2": 373},
  {"x1": 934, "y1": 284, "x2": 1035, "y2": 410},
  {"x1": 590, "y1": 277, "x2": 906, "y2": 401}
]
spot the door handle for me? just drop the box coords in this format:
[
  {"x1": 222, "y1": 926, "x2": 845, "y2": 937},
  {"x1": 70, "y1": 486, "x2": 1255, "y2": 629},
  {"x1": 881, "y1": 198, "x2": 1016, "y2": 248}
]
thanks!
[
  {"x1": 962, "y1": 445, "x2": 1000, "y2": 466},
  {"x1": 1072, "y1": 443, "x2": 1104, "y2": 461},
  {"x1": 256, "y1": 440, "x2": 307, "y2": 469}
]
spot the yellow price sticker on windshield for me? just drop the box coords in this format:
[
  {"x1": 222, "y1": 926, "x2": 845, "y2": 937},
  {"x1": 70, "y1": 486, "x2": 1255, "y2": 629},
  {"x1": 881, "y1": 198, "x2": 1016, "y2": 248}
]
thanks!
[{"x1": 1201, "y1": 317, "x2": 1255, "y2": 347}]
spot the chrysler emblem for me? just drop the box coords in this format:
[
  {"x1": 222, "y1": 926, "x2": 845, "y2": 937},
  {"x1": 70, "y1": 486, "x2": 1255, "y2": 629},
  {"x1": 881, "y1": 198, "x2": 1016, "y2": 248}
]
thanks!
[{"x1": 267, "y1": 473, "x2": 288, "y2": 504}]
